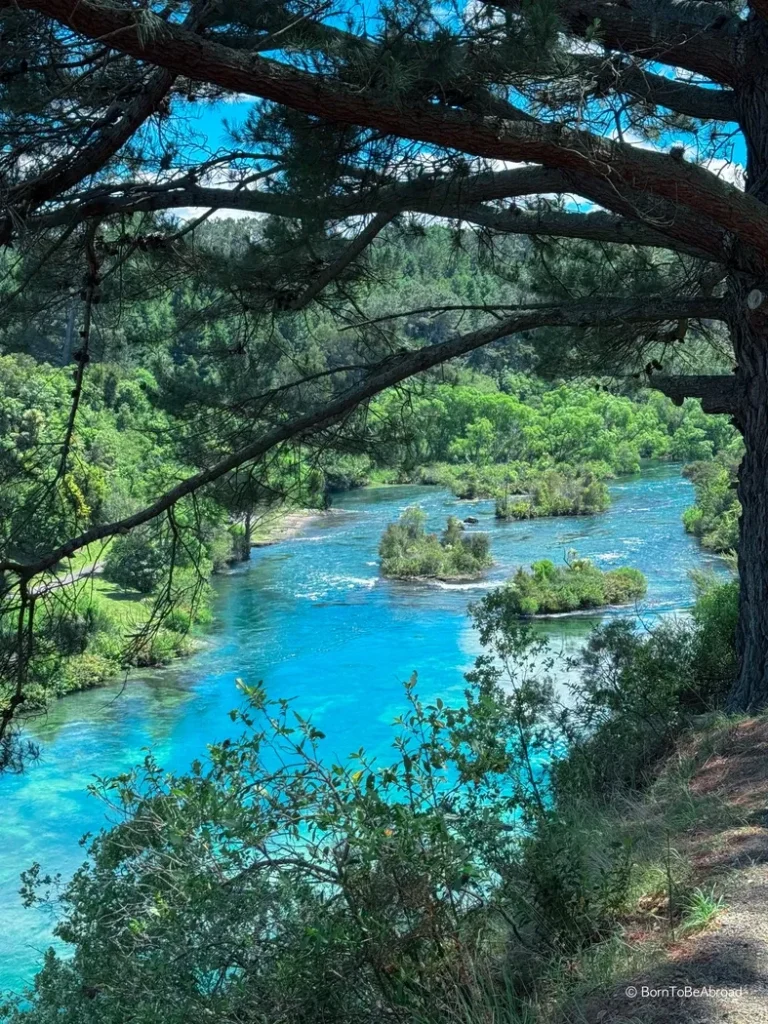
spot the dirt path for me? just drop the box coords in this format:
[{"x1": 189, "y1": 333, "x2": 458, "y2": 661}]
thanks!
[
  {"x1": 585, "y1": 721, "x2": 768, "y2": 1023},
  {"x1": 30, "y1": 561, "x2": 104, "y2": 597}
]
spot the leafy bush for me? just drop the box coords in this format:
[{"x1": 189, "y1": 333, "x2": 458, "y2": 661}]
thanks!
[
  {"x1": 132, "y1": 627, "x2": 193, "y2": 667},
  {"x1": 682, "y1": 452, "x2": 741, "y2": 552},
  {"x1": 513, "y1": 814, "x2": 632, "y2": 951},
  {"x1": 379, "y1": 507, "x2": 492, "y2": 579},
  {"x1": 489, "y1": 556, "x2": 647, "y2": 616},
  {"x1": 603, "y1": 566, "x2": 648, "y2": 605},
  {"x1": 553, "y1": 576, "x2": 738, "y2": 796},
  {"x1": 103, "y1": 529, "x2": 169, "y2": 594},
  {"x1": 405, "y1": 462, "x2": 525, "y2": 500},
  {"x1": 8, "y1": 673, "x2": 538, "y2": 1024},
  {"x1": 496, "y1": 469, "x2": 609, "y2": 520},
  {"x1": 690, "y1": 573, "x2": 738, "y2": 707},
  {"x1": 55, "y1": 652, "x2": 116, "y2": 694},
  {"x1": 557, "y1": 618, "x2": 696, "y2": 795}
]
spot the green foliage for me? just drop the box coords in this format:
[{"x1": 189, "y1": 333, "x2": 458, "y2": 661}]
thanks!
[
  {"x1": 496, "y1": 468, "x2": 609, "y2": 519},
  {"x1": 553, "y1": 576, "x2": 737, "y2": 797},
  {"x1": 486, "y1": 555, "x2": 647, "y2": 616},
  {"x1": 683, "y1": 448, "x2": 742, "y2": 552},
  {"x1": 16, "y1": 576, "x2": 208, "y2": 704},
  {"x1": 680, "y1": 887, "x2": 726, "y2": 935},
  {"x1": 379, "y1": 507, "x2": 492, "y2": 579},
  {"x1": 4, "y1": 571, "x2": 742, "y2": 1024},
  {"x1": 103, "y1": 529, "x2": 169, "y2": 594},
  {"x1": 373, "y1": 376, "x2": 736, "y2": 486},
  {"x1": 0, "y1": 223, "x2": 743, "y2": 747},
  {"x1": 690, "y1": 572, "x2": 739, "y2": 705},
  {"x1": 6, "y1": 672, "x2": 538, "y2": 1024}
]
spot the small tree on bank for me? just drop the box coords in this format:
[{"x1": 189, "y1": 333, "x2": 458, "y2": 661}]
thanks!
[{"x1": 0, "y1": 0, "x2": 766, "y2": 729}]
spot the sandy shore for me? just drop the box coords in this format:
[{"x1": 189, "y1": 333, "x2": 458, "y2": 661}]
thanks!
[{"x1": 250, "y1": 509, "x2": 337, "y2": 547}]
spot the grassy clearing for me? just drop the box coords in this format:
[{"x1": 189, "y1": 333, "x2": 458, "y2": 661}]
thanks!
[{"x1": 27, "y1": 565, "x2": 207, "y2": 702}]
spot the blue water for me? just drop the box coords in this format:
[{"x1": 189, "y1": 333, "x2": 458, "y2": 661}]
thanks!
[{"x1": 0, "y1": 465, "x2": 724, "y2": 991}]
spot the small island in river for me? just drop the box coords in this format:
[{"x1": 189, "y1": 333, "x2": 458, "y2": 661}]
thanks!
[
  {"x1": 495, "y1": 468, "x2": 610, "y2": 520},
  {"x1": 489, "y1": 555, "x2": 647, "y2": 616},
  {"x1": 379, "y1": 507, "x2": 492, "y2": 580}
]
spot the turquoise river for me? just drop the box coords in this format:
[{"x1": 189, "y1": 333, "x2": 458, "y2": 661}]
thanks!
[{"x1": 0, "y1": 465, "x2": 726, "y2": 992}]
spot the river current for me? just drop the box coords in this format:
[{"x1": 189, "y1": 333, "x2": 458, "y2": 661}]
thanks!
[{"x1": 0, "y1": 465, "x2": 725, "y2": 990}]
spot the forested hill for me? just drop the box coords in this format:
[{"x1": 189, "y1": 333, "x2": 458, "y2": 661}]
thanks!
[{"x1": 0, "y1": 220, "x2": 736, "y2": 551}]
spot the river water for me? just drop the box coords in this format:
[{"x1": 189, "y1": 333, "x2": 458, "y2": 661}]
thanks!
[{"x1": 0, "y1": 465, "x2": 725, "y2": 991}]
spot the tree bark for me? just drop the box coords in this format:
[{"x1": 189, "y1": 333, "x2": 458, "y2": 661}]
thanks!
[
  {"x1": 726, "y1": 22, "x2": 768, "y2": 712},
  {"x1": 243, "y1": 511, "x2": 252, "y2": 562},
  {"x1": 727, "y1": 279, "x2": 768, "y2": 711}
]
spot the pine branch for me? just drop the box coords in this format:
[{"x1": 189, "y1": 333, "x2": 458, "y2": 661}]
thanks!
[
  {"x1": 484, "y1": 0, "x2": 741, "y2": 84},
  {"x1": 290, "y1": 212, "x2": 396, "y2": 311},
  {"x1": 0, "y1": 0, "x2": 210, "y2": 245},
  {"x1": 9, "y1": 0, "x2": 759, "y2": 261},
  {"x1": 0, "y1": 294, "x2": 726, "y2": 580},
  {"x1": 28, "y1": 167, "x2": 726, "y2": 262},
  {"x1": 649, "y1": 374, "x2": 745, "y2": 414},
  {"x1": 585, "y1": 59, "x2": 738, "y2": 122}
]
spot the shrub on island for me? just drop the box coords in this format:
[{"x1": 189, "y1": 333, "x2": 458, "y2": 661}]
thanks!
[
  {"x1": 496, "y1": 468, "x2": 609, "y2": 520},
  {"x1": 489, "y1": 556, "x2": 647, "y2": 615},
  {"x1": 379, "y1": 507, "x2": 492, "y2": 579}
]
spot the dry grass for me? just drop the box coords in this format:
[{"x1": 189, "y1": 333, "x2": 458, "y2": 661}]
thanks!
[{"x1": 559, "y1": 716, "x2": 768, "y2": 1024}]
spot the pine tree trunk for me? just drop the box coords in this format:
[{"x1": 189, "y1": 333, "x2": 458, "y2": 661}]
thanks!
[
  {"x1": 728, "y1": 277, "x2": 768, "y2": 711},
  {"x1": 726, "y1": 48, "x2": 768, "y2": 712},
  {"x1": 243, "y1": 510, "x2": 252, "y2": 561}
]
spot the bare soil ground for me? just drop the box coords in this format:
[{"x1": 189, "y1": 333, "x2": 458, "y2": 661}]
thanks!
[{"x1": 580, "y1": 720, "x2": 768, "y2": 1023}]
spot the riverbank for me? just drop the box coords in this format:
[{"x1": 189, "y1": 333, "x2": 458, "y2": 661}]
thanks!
[
  {"x1": 0, "y1": 467, "x2": 721, "y2": 992},
  {"x1": 36, "y1": 507, "x2": 333, "y2": 703},
  {"x1": 35, "y1": 569, "x2": 204, "y2": 701},
  {"x1": 250, "y1": 507, "x2": 332, "y2": 547}
]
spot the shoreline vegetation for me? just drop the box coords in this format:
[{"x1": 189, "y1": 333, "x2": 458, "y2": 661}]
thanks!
[
  {"x1": 488, "y1": 555, "x2": 648, "y2": 616},
  {"x1": 35, "y1": 444, "x2": 719, "y2": 709},
  {"x1": 495, "y1": 467, "x2": 609, "y2": 520},
  {"x1": 379, "y1": 507, "x2": 492, "y2": 581},
  {"x1": 0, "y1": 349, "x2": 737, "y2": 724},
  {"x1": 9, "y1": 570, "x2": 743, "y2": 1024},
  {"x1": 37, "y1": 505, "x2": 341, "y2": 705},
  {"x1": 37, "y1": 458, "x2": 681, "y2": 708}
]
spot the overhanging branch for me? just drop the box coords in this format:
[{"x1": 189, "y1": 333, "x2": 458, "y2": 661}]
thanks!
[
  {"x1": 8, "y1": 0, "x2": 761, "y2": 261},
  {"x1": 590, "y1": 61, "x2": 738, "y2": 122},
  {"x1": 0, "y1": 294, "x2": 725, "y2": 580},
  {"x1": 0, "y1": 1, "x2": 210, "y2": 244},
  {"x1": 650, "y1": 374, "x2": 744, "y2": 414},
  {"x1": 28, "y1": 167, "x2": 724, "y2": 263}
]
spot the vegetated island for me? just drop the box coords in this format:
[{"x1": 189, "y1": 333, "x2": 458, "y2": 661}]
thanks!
[
  {"x1": 379, "y1": 507, "x2": 492, "y2": 581},
  {"x1": 488, "y1": 555, "x2": 647, "y2": 616},
  {"x1": 495, "y1": 468, "x2": 610, "y2": 520}
]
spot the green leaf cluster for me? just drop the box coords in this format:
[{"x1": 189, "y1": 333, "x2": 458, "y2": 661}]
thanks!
[
  {"x1": 486, "y1": 556, "x2": 647, "y2": 616},
  {"x1": 378, "y1": 507, "x2": 492, "y2": 579}
]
